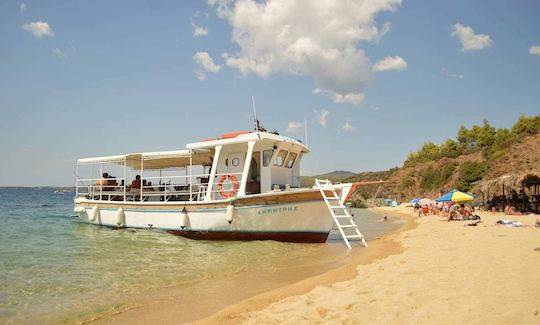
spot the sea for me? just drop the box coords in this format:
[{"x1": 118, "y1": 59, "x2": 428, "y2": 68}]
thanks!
[{"x1": 0, "y1": 188, "x2": 403, "y2": 324}]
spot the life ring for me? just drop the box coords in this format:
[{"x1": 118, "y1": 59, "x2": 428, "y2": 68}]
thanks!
[{"x1": 218, "y1": 175, "x2": 239, "y2": 198}]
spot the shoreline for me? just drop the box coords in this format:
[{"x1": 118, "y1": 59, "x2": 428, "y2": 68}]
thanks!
[
  {"x1": 85, "y1": 209, "x2": 410, "y2": 325},
  {"x1": 197, "y1": 206, "x2": 540, "y2": 324},
  {"x1": 194, "y1": 208, "x2": 416, "y2": 324}
]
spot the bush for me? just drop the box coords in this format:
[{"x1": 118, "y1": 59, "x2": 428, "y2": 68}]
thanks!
[
  {"x1": 350, "y1": 200, "x2": 368, "y2": 208},
  {"x1": 401, "y1": 177, "x2": 415, "y2": 189},
  {"x1": 511, "y1": 114, "x2": 540, "y2": 137},
  {"x1": 456, "y1": 161, "x2": 486, "y2": 192},
  {"x1": 420, "y1": 163, "x2": 457, "y2": 191}
]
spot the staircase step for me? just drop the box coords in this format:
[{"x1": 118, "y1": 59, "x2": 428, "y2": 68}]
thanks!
[
  {"x1": 346, "y1": 234, "x2": 364, "y2": 239},
  {"x1": 329, "y1": 205, "x2": 346, "y2": 209},
  {"x1": 336, "y1": 215, "x2": 353, "y2": 219},
  {"x1": 339, "y1": 225, "x2": 357, "y2": 229}
]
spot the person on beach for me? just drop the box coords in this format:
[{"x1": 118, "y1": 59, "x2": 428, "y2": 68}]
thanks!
[
  {"x1": 414, "y1": 202, "x2": 420, "y2": 215},
  {"x1": 506, "y1": 206, "x2": 522, "y2": 215}
]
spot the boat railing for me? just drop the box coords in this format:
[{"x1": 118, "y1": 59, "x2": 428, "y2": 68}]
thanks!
[{"x1": 76, "y1": 171, "x2": 245, "y2": 201}]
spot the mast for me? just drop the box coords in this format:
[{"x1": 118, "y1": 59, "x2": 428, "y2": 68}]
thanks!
[
  {"x1": 252, "y1": 96, "x2": 257, "y2": 131},
  {"x1": 304, "y1": 118, "x2": 308, "y2": 147}
]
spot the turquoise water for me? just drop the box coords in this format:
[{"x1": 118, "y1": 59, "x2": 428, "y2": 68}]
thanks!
[{"x1": 0, "y1": 188, "x2": 402, "y2": 324}]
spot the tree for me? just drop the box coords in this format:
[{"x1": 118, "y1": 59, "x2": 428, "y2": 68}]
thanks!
[
  {"x1": 456, "y1": 161, "x2": 486, "y2": 192},
  {"x1": 511, "y1": 114, "x2": 540, "y2": 137},
  {"x1": 457, "y1": 125, "x2": 471, "y2": 145},
  {"x1": 476, "y1": 119, "x2": 496, "y2": 148},
  {"x1": 440, "y1": 139, "x2": 465, "y2": 158}
]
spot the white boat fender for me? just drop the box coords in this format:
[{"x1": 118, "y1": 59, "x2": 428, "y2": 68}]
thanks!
[
  {"x1": 180, "y1": 207, "x2": 188, "y2": 229},
  {"x1": 74, "y1": 207, "x2": 86, "y2": 215},
  {"x1": 116, "y1": 208, "x2": 125, "y2": 227},
  {"x1": 226, "y1": 204, "x2": 235, "y2": 224},
  {"x1": 90, "y1": 206, "x2": 99, "y2": 222}
]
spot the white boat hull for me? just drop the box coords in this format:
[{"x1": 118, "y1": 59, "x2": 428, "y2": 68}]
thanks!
[{"x1": 74, "y1": 190, "x2": 336, "y2": 243}]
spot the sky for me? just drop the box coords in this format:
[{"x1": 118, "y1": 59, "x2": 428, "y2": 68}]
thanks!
[{"x1": 1, "y1": 0, "x2": 539, "y2": 186}]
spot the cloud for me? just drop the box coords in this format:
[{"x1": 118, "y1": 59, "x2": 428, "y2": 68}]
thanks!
[
  {"x1": 195, "y1": 70, "x2": 207, "y2": 81},
  {"x1": 441, "y1": 68, "x2": 464, "y2": 80},
  {"x1": 21, "y1": 21, "x2": 54, "y2": 39},
  {"x1": 193, "y1": 52, "x2": 222, "y2": 73},
  {"x1": 529, "y1": 45, "x2": 540, "y2": 56},
  {"x1": 286, "y1": 121, "x2": 303, "y2": 134},
  {"x1": 209, "y1": 0, "x2": 402, "y2": 105},
  {"x1": 315, "y1": 109, "x2": 329, "y2": 128},
  {"x1": 340, "y1": 119, "x2": 356, "y2": 132},
  {"x1": 20, "y1": 3, "x2": 27, "y2": 12},
  {"x1": 192, "y1": 22, "x2": 209, "y2": 37},
  {"x1": 333, "y1": 93, "x2": 365, "y2": 105},
  {"x1": 373, "y1": 56, "x2": 407, "y2": 72},
  {"x1": 51, "y1": 48, "x2": 67, "y2": 59},
  {"x1": 451, "y1": 23, "x2": 493, "y2": 51}
]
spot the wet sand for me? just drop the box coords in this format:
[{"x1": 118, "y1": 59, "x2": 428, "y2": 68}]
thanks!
[
  {"x1": 197, "y1": 206, "x2": 540, "y2": 324},
  {"x1": 86, "y1": 211, "x2": 406, "y2": 325}
]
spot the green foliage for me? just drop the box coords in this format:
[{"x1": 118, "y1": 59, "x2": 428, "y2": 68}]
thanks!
[
  {"x1": 401, "y1": 177, "x2": 415, "y2": 189},
  {"x1": 350, "y1": 200, "x2": 368, "y2": 208},
  {"x1": 511, "y1": 114, "x2": 540, "y2": 137},
  {"x1": 419, "y1": 163, "x2": 457, "y2": 191},
  {"x1": 456, "y1": 161, "x2": 486, "y2": 192},
  {"x1": 405, "y1": 114, "x2": 540, "y2": 166},
  {"x1": 404, "y1": 142, "x2": 441, "y2": 166},
  {"x1": 439, "y1": 139, "x2": 465, "y2": 158},
  {"x1": 475, "y1": 119, "x2": 497, "y2": 149}
]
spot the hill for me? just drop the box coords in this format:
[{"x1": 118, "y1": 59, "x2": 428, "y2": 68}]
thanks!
[
  {"x1": 303, "y1": 114, "x2": 540, "y2": 204},
  {"x1": 300, "y1": 170, "x2": 356, "y2": 187}
]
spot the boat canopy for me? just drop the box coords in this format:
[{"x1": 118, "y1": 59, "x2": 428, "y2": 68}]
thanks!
[
  {"x1": 186, "y1": 131, "x2": 310, "y2": 153},
  {"x1": 77, "y1": 149, "x2": 212, "y2": 170}
]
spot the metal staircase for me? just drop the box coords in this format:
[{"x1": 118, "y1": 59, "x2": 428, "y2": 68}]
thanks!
[{"x1": 315, "y1": 179, "x2": 368, "y2": 249}]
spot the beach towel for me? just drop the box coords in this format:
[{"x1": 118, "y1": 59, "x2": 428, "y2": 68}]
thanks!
[{"x1": 496, "y1": 220, "x2": 523, "y2": 227}]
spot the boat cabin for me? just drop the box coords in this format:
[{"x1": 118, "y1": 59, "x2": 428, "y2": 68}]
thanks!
[{"x1": 75, "y1": 131, "x2": 309, "y2": 202}]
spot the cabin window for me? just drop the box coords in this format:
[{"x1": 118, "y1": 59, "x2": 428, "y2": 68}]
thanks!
[
  {"x1": 274, "y1": 150, "x2": 288, "y2": 167},
  {"x1": 262, "y1": 150, "x2": 274, "y2": 167},
  {"x1": 284, "y1": 152, "x2": 297, "y2": 168}
]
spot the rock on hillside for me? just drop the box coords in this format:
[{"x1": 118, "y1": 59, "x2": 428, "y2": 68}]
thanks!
[
  {"x1": 482, "y1": 132, "x2": 540, "y2": 180},
  {"x1": 346, "y1": 132, "x2": 540, "y2": 202}
]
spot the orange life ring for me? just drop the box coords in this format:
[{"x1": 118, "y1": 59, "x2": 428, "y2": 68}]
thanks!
[{"x1": 217, "y1": 175, "x2": 239, "y2": 198}]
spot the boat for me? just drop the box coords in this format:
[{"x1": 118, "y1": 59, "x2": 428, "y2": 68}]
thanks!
[{"x1": 73, "y1": 129, "x2": 368, "y2": 245}]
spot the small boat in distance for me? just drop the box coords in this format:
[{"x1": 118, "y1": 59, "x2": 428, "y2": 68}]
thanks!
[{"x1": 73, "y1": 128, "x2": 368, "y2": 247}]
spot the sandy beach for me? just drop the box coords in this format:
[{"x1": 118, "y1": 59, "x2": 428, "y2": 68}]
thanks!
[{"x1": 195, "y1": 206, "x2": 540, "y2": 324}]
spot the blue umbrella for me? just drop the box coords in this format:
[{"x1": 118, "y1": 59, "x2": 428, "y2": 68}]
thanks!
[{"x1": 409, "y1": 198, "x2": 420, "y2": 204}]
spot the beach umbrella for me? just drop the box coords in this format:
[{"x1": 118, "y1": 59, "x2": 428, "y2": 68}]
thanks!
[
  {"x1": 435, "y1": 190, "x2": 474, "y2": 203},
  {"x1": 409, "y1": 198, "x2": 420, "y2": 204},
  {"x1": 419, "y1": 198, "x2": 432, "y2": 206}
]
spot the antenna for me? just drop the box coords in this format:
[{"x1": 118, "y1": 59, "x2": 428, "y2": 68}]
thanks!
[
  {"x1": 304, "y1": 118, "x2": 308, "y2": 147},
  {"x1": 252, "y1": 96, "x2": 257, "y2": 131}
]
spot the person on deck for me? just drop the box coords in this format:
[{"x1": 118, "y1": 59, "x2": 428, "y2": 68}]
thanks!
[
  {"x1": 107, "y1": 174, "x2": 117, "y2": 188},
  {"x1": 96, "y1": 173, "x2": 109, "y2": 190},
  {"x1": 130, "y1": 175, "x2": 141, "y2": 189}
]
